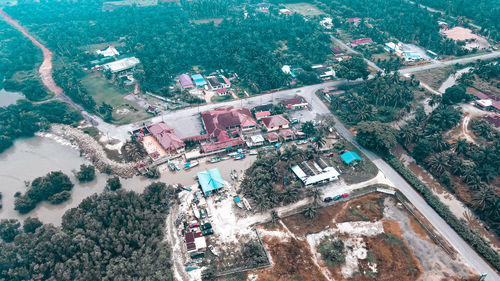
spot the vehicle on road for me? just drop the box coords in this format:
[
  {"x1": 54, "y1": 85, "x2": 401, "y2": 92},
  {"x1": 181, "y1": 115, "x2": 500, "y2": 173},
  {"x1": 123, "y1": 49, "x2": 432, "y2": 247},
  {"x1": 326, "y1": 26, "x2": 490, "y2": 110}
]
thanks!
[
  {"x1": 323, "y1": 197, "x2": 333, "y2": 202},
  {"x1": 189, "y1": 222, "x2": 200, "y2": 228},
  {"x1": 234, "y1": 196, "x2": 243, "y2": 208},
  {"x1": 201, "y1": 223, "x2": 212, "y2": 230},
  {"x1": 333, "y1": 195, "x2": 342, "y2": 201},
  {"x1": 208, "y1": 157, "x2": 221, "y2": 163},
  {"x1": 200, "y1": 209, "x2": 206, "y2": 219},
  {"x1": 202, "y1": 229, "x2": 214, "y2": 236},
  {"x1": 342, "y1": 193, "x2": 349, "y2": 198},
  {"x1": 324, "y1": 152, "x2": 334, "y2": 157}
]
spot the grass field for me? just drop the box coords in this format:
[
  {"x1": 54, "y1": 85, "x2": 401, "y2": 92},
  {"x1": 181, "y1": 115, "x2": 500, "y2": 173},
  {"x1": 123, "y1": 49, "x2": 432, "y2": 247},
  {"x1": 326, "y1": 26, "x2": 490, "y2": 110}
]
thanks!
[
  {"x1": 80, "y1": 74, "x2": 150, "y2": 124},
  {"x1": 191, "y1": 18, "x2": 224, "y2": 26},
  {"x1": 412, "y1": 66, "x2": 454, "y2": 90},
  {"x1": 285, "y1": 3, "x2": 325, "y2": 17}
]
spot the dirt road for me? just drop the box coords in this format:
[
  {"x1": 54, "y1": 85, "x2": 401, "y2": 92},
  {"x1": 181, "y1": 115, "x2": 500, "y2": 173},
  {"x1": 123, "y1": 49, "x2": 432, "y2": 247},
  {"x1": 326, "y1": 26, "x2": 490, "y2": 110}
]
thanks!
[{"x1": 0, "y1": 10, "x2": 62, "y2": 96}]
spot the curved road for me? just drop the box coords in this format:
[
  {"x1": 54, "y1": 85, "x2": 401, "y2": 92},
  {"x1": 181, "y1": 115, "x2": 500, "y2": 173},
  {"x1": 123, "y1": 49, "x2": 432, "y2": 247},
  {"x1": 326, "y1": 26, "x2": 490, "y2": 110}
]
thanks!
[{"x1": 2, "y1": 9, "x2": 500, "y2": 280}]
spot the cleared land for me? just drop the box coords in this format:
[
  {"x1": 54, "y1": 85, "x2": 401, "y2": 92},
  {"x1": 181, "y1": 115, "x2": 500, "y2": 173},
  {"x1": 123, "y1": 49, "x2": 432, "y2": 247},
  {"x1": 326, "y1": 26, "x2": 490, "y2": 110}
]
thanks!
[
  {"x1": 285, "y1": 3, "x2": 325, "y2": 17},
  {"x1": 80, "y1": 74, "x2": 150, "y2": 124},
  {"x1": 247, "y1": 193, "x2": 478, "y2": 281},
  {"x1": 412, "y1": 66, "x2": 454, "y2": 90}
]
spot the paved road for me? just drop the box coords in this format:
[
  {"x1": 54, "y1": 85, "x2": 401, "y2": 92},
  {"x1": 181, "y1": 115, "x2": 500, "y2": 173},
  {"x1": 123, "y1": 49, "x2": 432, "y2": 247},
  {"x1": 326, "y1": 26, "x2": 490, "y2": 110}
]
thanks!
[
  {"x1": 331, "y1": 35, "x2": 383, "y2": 72},
  {"x1": 303, "y1": 88, "x2": 500, "y2": 280}
]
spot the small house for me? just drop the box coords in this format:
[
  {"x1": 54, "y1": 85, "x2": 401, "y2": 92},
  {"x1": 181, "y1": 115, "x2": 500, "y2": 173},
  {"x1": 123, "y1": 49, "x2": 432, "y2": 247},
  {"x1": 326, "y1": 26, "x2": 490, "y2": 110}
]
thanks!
[
  {"x1": 261, "y1": 114, "x2": 290, "y2": 131},
  {"x1": 341, "y1": 151, "x2": 362, "y2": 165}
]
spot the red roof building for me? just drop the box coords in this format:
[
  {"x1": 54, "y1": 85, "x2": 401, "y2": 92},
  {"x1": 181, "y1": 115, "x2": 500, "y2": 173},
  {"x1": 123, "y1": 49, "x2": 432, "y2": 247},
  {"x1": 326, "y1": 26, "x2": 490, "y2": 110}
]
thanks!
[
  {"x1": 330, "y1": 47, "x2": 344, "y2": 55},
  {"x1": 255, "y1": 110, "x2": 271, "y2": 120},
  {"x1": 350, "y1": 38, "x2": 373, "y2": 47},
  {"x1": 265, "y1": 132, "x2": 280, "y2": 143},
  {"x1": 201, "y1": 106, "x2": 257, "y2": 140},
  {"x1": 346, "y1": 17, "x2": 362, "y2": 25},
  {"x1": 147, "y1": 122, "x2": 185, "y2": 153},
  {"x1": 201, "y1": 137, "x2": 245, "y2": 153},
  {"x1": 280, "y1": 129, "x2": 295, "y2": 140},
  {"x1": 261, "y1": 115, "x2": 290, "y2": 131},
  {"x1": 282, "y1": 97, "x2": 308, "y2": 110},
  {"x1": 483, "y1": 115, "x2": 500, "y2": 127}
]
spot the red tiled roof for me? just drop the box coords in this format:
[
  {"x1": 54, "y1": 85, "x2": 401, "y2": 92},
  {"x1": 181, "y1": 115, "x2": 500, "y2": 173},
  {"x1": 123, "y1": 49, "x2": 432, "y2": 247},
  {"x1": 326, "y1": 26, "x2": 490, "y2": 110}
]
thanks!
[
  {"x1": 182, "y1": 134, "x2": 210, "y2": 142},
  {"x1": 330, "y1": 47, "x2": 343, "y2": 55},
  {"x1": 282, "y1": 97, "x2": 308, "y2": 109},
  {"x1": 147, "y1": 122, "x2": 185, "y2": 152},
  {"x1": 217, "y1": 88, "x2": 228, "y2": 93},
  {"x1": 351, "y1": 38, "x2": 373, "y2": 46},
  {"x1": 201, "y1": 106, "x2": 257, "y2": 138},
  {"x1": 201, "y1": 137, "x2": 244, "y2": 153},
  {"x1": 280, "y1": 129, "x2": 295, "y2": 138},
  {"x1": 346, "y1": 17, "x2": 361, "y2": 23},
  {"x1": 472, "y1": 91, "x2": 500, "y2": 110},
  {"x1": 265, "y1": 132, "x2": 280, "y2": 140},
  {"x1": 261, "y1": 115, "x2": 289, "y2": 129},
  {"x1": 255, "y1": 111, "x2": 271, "y2": 118}
]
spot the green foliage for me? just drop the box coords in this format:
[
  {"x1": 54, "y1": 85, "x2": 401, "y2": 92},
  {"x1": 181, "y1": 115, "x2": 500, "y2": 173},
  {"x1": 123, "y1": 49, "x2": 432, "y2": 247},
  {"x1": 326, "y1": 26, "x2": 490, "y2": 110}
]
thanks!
[
  {"x1": 22, "y1": 217, "x2": 43, "y2": 233},
  {"x1": 106, "y1": 176, "x2": 122, "y2": 191},
  {"x1": 356, "y1": 121, "x2": 396, "y2": 155},
  {"x1": 241, "y1": 241, "x2": 268, "y2": 267},
  {"x1": 470, "y1": 118, "x2": 500, "y2": 142},
  {"x1": 442, "y1": 85, "x2": 471, "y2": 105},
  {"x1": 0, "y1": 183, "x2": 176, "y2": 280},
  {"x1": 303, "y1": 204, "x2": 318, "y2": 219},
  {"x1": 76, "y1": 164, "x2": 96, "y2": 182},
  {"x1": 241, "y1": 147, "x2": 307, "y2": 211},
  {"x1": 385, "y1": 155, "x2": 500, "y2": 271},
  {"x1": 301, "y1": 121, "x2": 316, "y2": 137},
  {"x1": 334, "y1": 55, "x2": 369, "y2": 81},
  {"x1": 0, "y1": 219, "x2": 21, "y2": 243},
  {"x1": 48, "y1": 190, "x2": 71, "y2": 204},
  {"x1": 14, "y1": 171, "x2": 74, "y2": 214},
  {"x1": 0, "y1": 100, "x2": 82, "y2": 153},
  {"x1": 318, "y1": 236, "x2": 345, "y2": 267}
]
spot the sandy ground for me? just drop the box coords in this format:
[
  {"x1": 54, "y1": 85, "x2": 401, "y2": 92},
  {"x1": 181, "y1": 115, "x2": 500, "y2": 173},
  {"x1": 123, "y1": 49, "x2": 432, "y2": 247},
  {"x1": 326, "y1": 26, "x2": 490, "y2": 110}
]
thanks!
[{"x1": 438, "y1": 67, "x2": 472, "y2": 94}]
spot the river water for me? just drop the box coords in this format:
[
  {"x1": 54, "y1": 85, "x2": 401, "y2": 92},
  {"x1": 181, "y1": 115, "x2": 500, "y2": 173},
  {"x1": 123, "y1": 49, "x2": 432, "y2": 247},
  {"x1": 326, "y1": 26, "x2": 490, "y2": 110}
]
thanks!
[
  {"x1": 0, "y1": 88, "x2": 23, "y2": 107},
  {"x1": 0, "y1": 135, "x2": 257, "y2": 225}
]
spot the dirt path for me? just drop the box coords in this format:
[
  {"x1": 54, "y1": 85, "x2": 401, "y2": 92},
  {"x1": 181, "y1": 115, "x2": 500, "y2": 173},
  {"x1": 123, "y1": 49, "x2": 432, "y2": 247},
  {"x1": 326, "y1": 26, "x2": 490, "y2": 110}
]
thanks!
[
  {"x1": 0, "y1": 9, "x2": 63, "y2": 96},
  {"x1": 460, "y1": 115, "x2": 477, "y2": 144}
]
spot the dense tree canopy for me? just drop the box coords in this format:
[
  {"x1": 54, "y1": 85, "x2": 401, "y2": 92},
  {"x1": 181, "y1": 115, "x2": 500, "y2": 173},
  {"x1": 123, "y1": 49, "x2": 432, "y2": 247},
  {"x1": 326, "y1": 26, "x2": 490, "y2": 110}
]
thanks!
[
  {"x1": 1, "y1": 182, "x2": 176, "y2": 280},
  {"x1": 356, "y1": 121, "x2": 396, "y2": 155},
  {"x1": 0, "y1": 100, "x2": 82, "y2": 153}
]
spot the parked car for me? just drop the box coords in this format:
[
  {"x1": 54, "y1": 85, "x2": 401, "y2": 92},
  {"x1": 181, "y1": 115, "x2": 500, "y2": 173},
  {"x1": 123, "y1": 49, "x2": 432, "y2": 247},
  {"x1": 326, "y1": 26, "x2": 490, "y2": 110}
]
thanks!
[
  {"x1": 333, "y1": 195, "x2": 342, "y2": 201},
  {"x1": 324, "y1": 152, "x2": 334, "y2": 157},
  {"x1": 202, "y1": 229, "x2": 214, "y2": 236},
  {"x1": 200, "y1": 209, "x2": 206, "y2": 219},
  {"x1": 291, "y1": 118, "x2": 299, "y2": 124},
  {"x1": 342, "y1": 193, "x2": 350, "y2": 198},
  {"x1": 201, "y1": 223, "x2": 212, "y2": 230},
  {"x1": 323, "y1": 197, "x2": 332, "y2": 203},
  {"x1": 189, "y1": 222, "x2": 200, "y2": 228}
]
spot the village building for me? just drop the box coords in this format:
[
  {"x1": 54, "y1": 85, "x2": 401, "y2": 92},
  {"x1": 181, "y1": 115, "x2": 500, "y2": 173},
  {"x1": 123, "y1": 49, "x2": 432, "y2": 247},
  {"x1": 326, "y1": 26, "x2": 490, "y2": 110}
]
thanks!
[
  {"x1": 483, "y1": 115, "x2": 500, "y2": 127},
  {"x1": 147, "y1": 122, "x2": 185, "y2": 154},
  {"x1": 207, "y1": 75, "x2": 231, "y2": 89},
  {"x1": 350, "y1": 38, "x2": 373, "y2": 47},
  {"x1": 197, "y1": 168, "x2": 225, "y2": 196},
  {"x1": 292, "y1": 158, "x2": 340, "y2": 186},
  {"x1": 184, "y1": 231, "x2": 206, "y2": 253},
  {"x1": 255, "y1": 3, "x2": 270, "y2": 12},
  {"x1": 201, "y1": 106, "x2": 257, "y2": 138},
  {"x1": 330, "y1": 47, "x2": 344, "y2": 56},
  {"x1": 254, "y1": 110, "x2": 271, "y2": 120},
  {"x1": 320, "y1": 17, "x2": 333, "y2": 29},
  {"x1": 346, "y1": 17, "x2": 361, "y2": 25},
  {"x1": 261, "y1": 114, "x2": 290, "y2": 131},
  {"x1": 102, "y1": 57, "x2": 140, "y2": 74},
  {"x1": 201, "y1": 137, "x2": 245, "y2": 154},
  {"x1": 471, "y1": 90, "x2": 500, "y2": 112},
  {"x1": 246, "y1": 134, "x2": 265, "y2": 147},
  {"x1": 253, "y1": 103, "x2": 273, "y2": 113},
  {"x1": 282, "y1": 96, "x2": 308, "y2": 110},
  {"x1": 217, "y1": 88, "x2": 228, "y2": 96},
  {"x1": 96, "y1": 46, "x2": 119, "y2": 57},
  {"x1": 265, "y1": 132, "x2": 280, "y2": 143},
  {"x1": 341, "y1": 151, "x2": 362, "y2": 165},
  {"x1": 278, "y1": 8, "x2": 293, "y2": 16},
  {"x1": 191, "y1": 74, "x2": 207, "y2": 87},
  {"x1": 442, "y1": 27, "x2": 490, "y2": 50},
  {"x1": 280, "y1": 129, "x2": 295, "y2": 141},
  {"x1": 312, "y1": 65, "x2": 335, "y2": 80},
  {"x1": 179, "y1": 74, "x2": 194, "y2": 89}
]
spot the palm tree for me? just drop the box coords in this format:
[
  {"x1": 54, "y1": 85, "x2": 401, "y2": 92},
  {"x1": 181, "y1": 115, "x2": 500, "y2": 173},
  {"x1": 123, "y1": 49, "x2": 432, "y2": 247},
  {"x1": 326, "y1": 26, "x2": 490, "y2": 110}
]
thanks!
[
  {"x1": 270, "y1": 210, "x2": 280, "y2": 225},
  {"x1": 308, "y1": 188, "x2": 322, "y2": 206},
  {"x1": 398, "y1": 125, "x2": 416, "y2": 146},
  {"x1": 472, "y1": 186, "x2": 495, "y2": 211},
  {"x1": 312, "y1": 134, "x2": 326, "y2": 151},
  {"x1": 426, "y1": 153, "x2": 448, "y2": 174},
  {"x1": 453, "y1": 139, "x2": 470, "y2": 156},
  {"x1": 303, "y1": 205, "x2": 317, "y2": 219}
]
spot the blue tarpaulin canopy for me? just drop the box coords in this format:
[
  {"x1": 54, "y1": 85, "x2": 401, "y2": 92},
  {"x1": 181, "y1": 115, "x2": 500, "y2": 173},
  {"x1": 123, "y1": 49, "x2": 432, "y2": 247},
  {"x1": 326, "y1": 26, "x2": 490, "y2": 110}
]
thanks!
[
  {"x1": 341, "y1": 151, "x2": 362, "y2": 164},
  {"x1": 197, "y1": 168, "x2": 225, "y2": 196}
]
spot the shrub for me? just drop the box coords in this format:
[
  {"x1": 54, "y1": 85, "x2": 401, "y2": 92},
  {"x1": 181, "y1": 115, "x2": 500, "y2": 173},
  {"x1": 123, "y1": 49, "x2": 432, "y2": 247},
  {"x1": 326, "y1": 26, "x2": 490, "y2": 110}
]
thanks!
[{"x1": 318, "y1": 236, "x2": 345, "y2": 267}]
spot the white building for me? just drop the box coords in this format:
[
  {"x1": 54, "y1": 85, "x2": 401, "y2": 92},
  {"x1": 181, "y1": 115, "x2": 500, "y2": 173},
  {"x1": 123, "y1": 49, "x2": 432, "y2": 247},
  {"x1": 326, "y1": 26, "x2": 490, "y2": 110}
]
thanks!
[
  {"x1": 292, "y1": 160, "x2": 340, "y2": 186},
  {"x1": 102, "y1": 57, "x2": 140, "y2": 73},
  {"x1": 320, "y1": 17, "x2": 333, "y2": 29},
  {"x1": 96, "y1": 46, "x2": 120, "y2": 57}
]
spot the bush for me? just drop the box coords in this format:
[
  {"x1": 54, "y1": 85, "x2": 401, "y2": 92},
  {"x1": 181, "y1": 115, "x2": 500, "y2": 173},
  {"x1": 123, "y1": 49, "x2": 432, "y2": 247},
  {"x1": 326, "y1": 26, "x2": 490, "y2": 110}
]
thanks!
[
  {"x1": 318, "y1": 236, "x2": 345, "y2": 267},
  {"x1": 76, "y1": 164, "x2": 95, "y2": 182},
  {"x1": 23, "y1": 217, "x2": 43, "y2": 233},
  {"x1": 0, "y1": 219, "x2": 21, "y2": 242},
  {"x1": 385, "y1": 155, "x2": 500, "y2": 271},
  {"x1": 48, "y1": 191, "x2": 71, "y2": 204},
  {"x1": 106, "y1": 176, "x2": 122, "y2": 191}
]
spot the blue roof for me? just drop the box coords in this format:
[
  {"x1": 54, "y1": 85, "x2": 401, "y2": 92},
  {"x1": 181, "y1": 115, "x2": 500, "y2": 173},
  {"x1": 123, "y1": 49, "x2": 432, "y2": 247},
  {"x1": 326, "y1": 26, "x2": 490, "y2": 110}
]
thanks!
[
  {"x1": 197, "y1": 168, "x2": 225, "y2": 195},
  {"x1": 341, "y1": 151, "x2": 362, "y2": 164},
  {"x1": 191, "y1": 74, "x2": 207, "y2": 87}
]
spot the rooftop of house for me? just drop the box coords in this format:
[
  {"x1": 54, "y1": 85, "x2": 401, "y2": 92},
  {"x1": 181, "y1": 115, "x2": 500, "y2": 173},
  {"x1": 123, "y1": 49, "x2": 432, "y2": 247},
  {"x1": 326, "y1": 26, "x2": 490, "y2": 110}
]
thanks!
[
  {"x1": 330, "y1": 47, "x2": 344, "y2": 55},
  {"x1": 282, "y1": 96, "x2": 308, "y2": 107},
  {"x1": 201, "y1": 137, "x2": 244, "y2": 153},
  {"x1": 265, "y1": 131, "x2": 280, "y2": 140},
  {"x1": 179, "y1": 74, "x2": 193, "y2": 88},
  {"x1": 201, "y1": 106, "x2": 257, "y2": 138},
  {"x1": 261, "y1": 114, "x2": 289, "y2": 128},
  {"x1": 255, "y1": 111, "x2": 271, "y2": 118},
  {"x1": 147, "y1": 122, "x2": 185, "y2": 152},
  {"x1": 102, "y1": 56, "x2": 140, "y2": 73}
]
